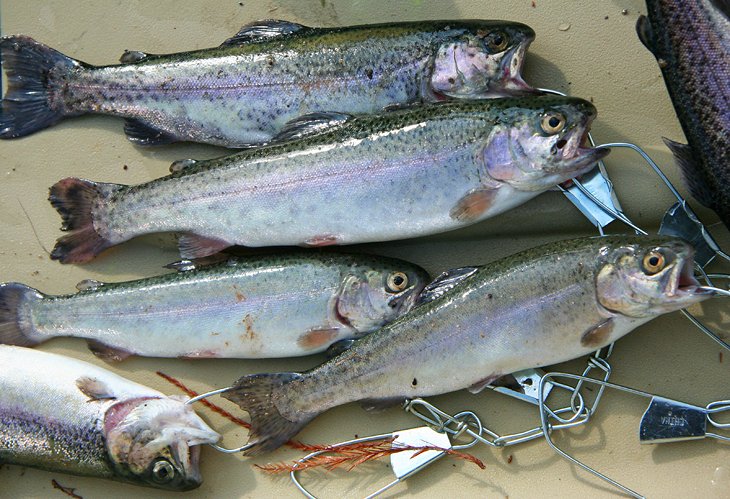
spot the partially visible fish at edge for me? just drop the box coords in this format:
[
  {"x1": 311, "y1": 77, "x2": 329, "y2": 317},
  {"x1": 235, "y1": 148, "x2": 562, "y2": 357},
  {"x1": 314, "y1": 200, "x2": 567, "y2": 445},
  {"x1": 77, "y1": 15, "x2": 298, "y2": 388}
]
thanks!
[
  {"x1": 0, "y1": 19, "x2": 537, "y2": 147},
  {"x1": 637, "y1": 0, "x2": 730, "y2": 227},
  {"x1": 0, "y1": 345, "x2": 219, "y2": 489}
]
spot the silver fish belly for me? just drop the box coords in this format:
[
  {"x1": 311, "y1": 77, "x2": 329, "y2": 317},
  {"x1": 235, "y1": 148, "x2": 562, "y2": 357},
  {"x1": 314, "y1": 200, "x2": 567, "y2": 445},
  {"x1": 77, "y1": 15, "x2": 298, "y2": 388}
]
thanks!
[
  {"x1": 0, "y1": 253, "x2": 428, "y2": 360},
  {"x1": 0, "y1": 345, "x2": 219, "y2": 489}
]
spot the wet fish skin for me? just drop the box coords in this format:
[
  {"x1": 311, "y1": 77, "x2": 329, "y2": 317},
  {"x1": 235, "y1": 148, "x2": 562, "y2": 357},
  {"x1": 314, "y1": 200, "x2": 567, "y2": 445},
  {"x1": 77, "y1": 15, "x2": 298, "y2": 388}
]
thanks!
[
  {"x1": 0, "y1": 345, "x2": 219, "y2": 488},
  {"x1": 0, "y1": 19, "x2": 536, "y2": 147},
  {"x1": 0, "y1": 253, "x2": 427, "y2": 360},
  {"x1": 637, "y1": 0, "x2": 730, "y2": 227},
  {"x1": 48, "y1": 96, "x2": 609, "y2": 264},
  {"x1": 221, "y1": 236, "x2": 713, "y2": 453}
]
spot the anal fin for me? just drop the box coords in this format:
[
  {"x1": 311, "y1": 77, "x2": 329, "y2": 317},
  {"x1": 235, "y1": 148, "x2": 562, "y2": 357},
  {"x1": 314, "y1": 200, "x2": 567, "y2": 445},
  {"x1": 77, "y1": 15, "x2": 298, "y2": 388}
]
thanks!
[{"x1": 124, "y1": 119, "x2": 177, "y2": 146}]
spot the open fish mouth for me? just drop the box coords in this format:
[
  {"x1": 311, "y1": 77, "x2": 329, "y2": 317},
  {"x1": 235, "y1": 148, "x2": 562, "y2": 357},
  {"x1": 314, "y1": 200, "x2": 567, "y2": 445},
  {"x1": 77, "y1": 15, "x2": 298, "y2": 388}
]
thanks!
[
  {"x1": 668, "y1": 259, "x2": 714, "y2": 298},
  {"x1": 554, "y1": 124, "x2": 610, "y2": 174}
]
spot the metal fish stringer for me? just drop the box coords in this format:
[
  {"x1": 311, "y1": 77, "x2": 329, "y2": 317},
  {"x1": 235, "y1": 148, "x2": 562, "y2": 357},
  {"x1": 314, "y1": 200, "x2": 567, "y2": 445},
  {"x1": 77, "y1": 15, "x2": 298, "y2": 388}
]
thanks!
[
  {"x1": 183, "y1": 387, "x2": 258, "y2": 454},
  {"x1": 535, "y1": 372, "x2": 730, "y2": 498}
]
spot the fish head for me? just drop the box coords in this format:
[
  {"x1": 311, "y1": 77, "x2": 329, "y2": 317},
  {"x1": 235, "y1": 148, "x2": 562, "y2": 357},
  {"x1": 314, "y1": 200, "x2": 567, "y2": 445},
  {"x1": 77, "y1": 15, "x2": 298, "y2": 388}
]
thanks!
[
  {"x1": 480, "y1": 96, "x2": 610, "y2": 192},
  {"x1": 104, "y1": 396, "x2": 220, "y2": 490},
  {"x1": 335, "y1": 260, "x2": 430, "y2": 333},
  {"x1": 429, "y1": 22, "x2": 537, "y2": 99},
  {"x1": 596, "y1": 237, "x2": 714, "y2": 318}
]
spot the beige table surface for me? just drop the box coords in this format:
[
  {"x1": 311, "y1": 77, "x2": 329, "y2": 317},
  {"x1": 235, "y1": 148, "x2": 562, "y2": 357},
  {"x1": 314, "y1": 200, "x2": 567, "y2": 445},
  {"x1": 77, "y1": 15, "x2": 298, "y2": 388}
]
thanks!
[{"x1": 1, "y1": 1, "x2": 729, "y2": 497}]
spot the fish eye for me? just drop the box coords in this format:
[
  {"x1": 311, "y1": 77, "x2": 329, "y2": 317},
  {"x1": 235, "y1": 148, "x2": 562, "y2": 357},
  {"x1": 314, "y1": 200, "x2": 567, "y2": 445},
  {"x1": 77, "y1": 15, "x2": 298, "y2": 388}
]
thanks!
[
  {"x1": 386, "y1": 272, "x2": 409, "y2": 293},
  {"x1": 152, "y1": 460, "x2": 175, "y2": 484},
  {"x1": 540, "y1": 112, "x2": 566, "y2": 135},
  {"x1": 485, "y1": 31, "x2": 509, "y2": 52},
  {"x1": 642, "y1": 251, "x2": 666, "y2": 274}
]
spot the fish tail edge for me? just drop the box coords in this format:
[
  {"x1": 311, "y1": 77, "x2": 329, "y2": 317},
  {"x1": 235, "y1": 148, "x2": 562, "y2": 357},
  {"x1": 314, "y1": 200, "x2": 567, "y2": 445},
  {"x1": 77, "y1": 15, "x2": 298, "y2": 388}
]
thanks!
[
  {"x1": 0, "y1": 282, "x2": 45, "y2": 346},
  {"x1": 222, "y1": 372, "x2": 312, "y2": 455},
  {"x1": 0, "y1": 35, "x2": 83, "y2": 139},
  {"x1": 49, "y1": 178, "x2": 123, "y2": 264}
]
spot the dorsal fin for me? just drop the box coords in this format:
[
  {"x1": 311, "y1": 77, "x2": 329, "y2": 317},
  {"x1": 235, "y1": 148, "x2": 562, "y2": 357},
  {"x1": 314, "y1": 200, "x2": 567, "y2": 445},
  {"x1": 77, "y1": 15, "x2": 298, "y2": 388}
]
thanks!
[
  {"x1": 221, "y1": 20, "x2": 307, "y2": 47},
  {"x1": 415, "y1": 266, "x2": 480, "y2": 306},
  {"x1": 662, "y1": 138, "x2": 715, "y2": 208},
  {"x1": 271, "y1": 112, "x2": 352, "y2": 143},
  {"x1": 76, "y1": 279, "x2": 105, "y2": 291}
]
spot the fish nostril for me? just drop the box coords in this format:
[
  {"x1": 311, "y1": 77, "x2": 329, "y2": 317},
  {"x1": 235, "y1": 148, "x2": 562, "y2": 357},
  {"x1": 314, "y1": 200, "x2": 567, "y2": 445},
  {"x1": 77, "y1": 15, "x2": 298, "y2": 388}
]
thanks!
[{"x1": 556, "y1": 139, "x2": 567, "y2": 149}]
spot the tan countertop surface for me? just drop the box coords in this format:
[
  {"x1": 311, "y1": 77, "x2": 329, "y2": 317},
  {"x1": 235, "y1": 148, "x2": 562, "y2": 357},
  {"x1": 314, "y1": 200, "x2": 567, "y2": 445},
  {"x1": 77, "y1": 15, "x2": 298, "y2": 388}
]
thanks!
[{"x1": 1, "y1": 1, "x2": 729, "y2": 498}]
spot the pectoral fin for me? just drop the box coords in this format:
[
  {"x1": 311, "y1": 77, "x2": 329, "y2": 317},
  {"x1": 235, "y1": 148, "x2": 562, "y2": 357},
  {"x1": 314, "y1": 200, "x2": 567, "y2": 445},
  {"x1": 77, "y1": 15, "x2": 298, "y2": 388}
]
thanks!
[
  {"x1": 297, "y1": 327, "x2": 340, "y2": 350},
  {"x1": 580, "y1": 319, "x2": 614, "y2": 348},
  {"x1": 76, "y1": 376, "x2": 118, "y2": 401},
  {"x1": 450, "y1": 188, "x2": 499, "y2": 222}
]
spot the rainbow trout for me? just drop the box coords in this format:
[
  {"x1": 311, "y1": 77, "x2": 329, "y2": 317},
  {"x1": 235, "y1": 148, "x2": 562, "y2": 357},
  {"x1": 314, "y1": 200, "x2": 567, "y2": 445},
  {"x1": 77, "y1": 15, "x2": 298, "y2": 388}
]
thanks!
[
  {"x1": 49, "y1": 96, "x2": 608, "y2": 264},
  {"x1": 0, "y1": 19, "x2": 536, "y2": 147},
  {"x1": 637, "y1": 1, "x2": 730, "y2": 227},
  {"x1": 221, "y1": 236, "x2": 714, "y2": 453},
  {"x1": 0, "y1": 345, "x2": 219, "y2": 489},
  {"x1": 0, "y1": 253, "x2": 427, "y2": 360}
]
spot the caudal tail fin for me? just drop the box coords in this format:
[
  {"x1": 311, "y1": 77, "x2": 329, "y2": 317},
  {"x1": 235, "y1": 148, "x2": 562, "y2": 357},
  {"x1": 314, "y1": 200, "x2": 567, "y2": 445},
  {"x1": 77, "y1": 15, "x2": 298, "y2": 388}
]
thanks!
[
  {"x1": 0, "y1": 283, "x2": 45, "y2": 346},
  {"x1": 49, "y1": 178, "x2": 124, "y2": 264},
  {"x1": 1, "y1": 35, "x2": 84, "y2": 138},
  {"x1": 222, "y1": 372, "x2": 314, "y2": 454}
]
